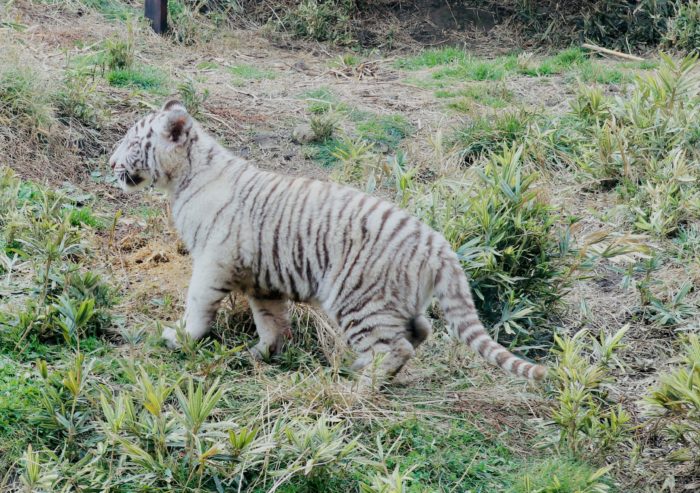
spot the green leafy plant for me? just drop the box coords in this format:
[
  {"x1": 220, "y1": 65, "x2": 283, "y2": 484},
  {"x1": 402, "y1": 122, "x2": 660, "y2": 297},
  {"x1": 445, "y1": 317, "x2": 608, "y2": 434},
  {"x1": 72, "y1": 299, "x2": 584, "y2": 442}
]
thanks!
[
  {"x1": 665, "y1": 1, "x2": 700, "y2": 53},
  {"x1": 549, "y1": 327, "x2": 632, "y2": 460},
  {"x1": 451, "y1": 111, "x2": 532, "y2": 165},
  {"x1": 281, "y1": 0, "x2": 356, "y2": 45},
  {"x1": 105, "y1": 34, "x2": 134, "y2": 70},
  {"x1": 644, "y1": 334, "x2": 700, "y2": 469},
  {"x1": 0, "y1": 65, "x2": 54, "y2": 135},
  {"x1": 177, "y1": 79, "x2": 210, "y2": 119},
  {"x1": 310, "y1": 113, "x2": 338, "y2": 142}
]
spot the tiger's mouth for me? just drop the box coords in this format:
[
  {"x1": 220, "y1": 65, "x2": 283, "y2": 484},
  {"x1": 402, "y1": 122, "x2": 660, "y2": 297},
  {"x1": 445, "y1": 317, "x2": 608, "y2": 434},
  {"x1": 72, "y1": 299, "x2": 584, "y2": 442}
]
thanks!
[
  {"x1": 117, "y1": 169, "x2": 150, "y2": 191},
  {"x1": 124, "y1": 171, "x2": 145, "y2": 186}
]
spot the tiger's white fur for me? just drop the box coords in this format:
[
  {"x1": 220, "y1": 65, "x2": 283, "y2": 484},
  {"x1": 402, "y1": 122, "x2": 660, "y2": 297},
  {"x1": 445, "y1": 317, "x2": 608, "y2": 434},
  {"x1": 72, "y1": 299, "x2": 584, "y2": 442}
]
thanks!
[{"x1": 109, "y1": 100, "x2": 546, "y2": 383}]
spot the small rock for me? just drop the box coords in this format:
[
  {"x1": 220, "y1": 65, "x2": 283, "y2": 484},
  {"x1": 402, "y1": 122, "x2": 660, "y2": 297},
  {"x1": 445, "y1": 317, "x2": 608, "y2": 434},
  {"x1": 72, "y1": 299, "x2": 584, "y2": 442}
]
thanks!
[
  {"x1": 292, "y1": 60, "x2": 309, "y2": 72},
  {"x1": 291, "y1": 124, "x2": 316, "y2": 144},
  {"x1": 252, "y1": 132, "x2": 278, "y2": 150}
]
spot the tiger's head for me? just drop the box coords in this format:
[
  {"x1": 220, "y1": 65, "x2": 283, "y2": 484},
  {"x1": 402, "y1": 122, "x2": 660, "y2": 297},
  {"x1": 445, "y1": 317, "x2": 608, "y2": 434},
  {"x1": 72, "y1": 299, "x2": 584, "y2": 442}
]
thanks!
[{"x1": 109, "y1": 99, "x2": 194, "y2": 193}]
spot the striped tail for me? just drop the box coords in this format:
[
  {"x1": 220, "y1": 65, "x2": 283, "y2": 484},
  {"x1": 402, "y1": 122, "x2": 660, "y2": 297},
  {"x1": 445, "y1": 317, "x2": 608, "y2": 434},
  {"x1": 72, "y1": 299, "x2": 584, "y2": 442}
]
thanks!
[{"x1": 434, "y1": 256, "x2": 546, "y2": 381}]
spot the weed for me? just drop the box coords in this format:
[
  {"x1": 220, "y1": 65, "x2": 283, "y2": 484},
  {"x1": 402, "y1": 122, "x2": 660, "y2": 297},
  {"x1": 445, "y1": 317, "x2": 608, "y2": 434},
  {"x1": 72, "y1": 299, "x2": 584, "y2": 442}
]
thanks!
[
  {"x1": 65, "y1": 206, "x2": 105, "y2": 230},
  {"x1": 437, "y1": 84, "x2": 512, "y2": 110},
  {"x1": 329, "y1": 135, "x2": 381, "y2": 186},
  {"x1": 177, "y1": 79, "x2": 210, "y2": 119},
  {"x1": 301, "y1": 86, "x2": 346, "y2": 114},
  {"x1": 105, "y1": 32, "x2": 134, "y2": 70},
  {"x1": 81, "y1": 0, "x2": 136, "y2": 21},
  {"x1": 433, "y1": 56, "x2": 513, "y2": 81},
  {"x1": 511, "y1": 459, "x2": 612, "y2": 493},
  {"x1": 575, "y1": 63, "x2": 626, "y2": 84},
  {"x1": 309, "y1": 113, "x2": 338, "y2": 141},
  {"x1": 168, "y1": 0, "x2": 215, "y2": 46},
  {"x1": 329, "y1": 53, "x2": 360, "y2": 69},
  {"x1": 395, "y1": 46, "x2": 468, "y2": 70}
]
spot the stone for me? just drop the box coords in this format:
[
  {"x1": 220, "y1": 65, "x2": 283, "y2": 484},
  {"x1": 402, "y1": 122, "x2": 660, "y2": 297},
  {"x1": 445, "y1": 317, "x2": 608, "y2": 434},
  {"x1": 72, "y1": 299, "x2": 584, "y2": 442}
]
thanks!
[{"x1": 291, "y1": 124, "x2": 316, "y2": 144}]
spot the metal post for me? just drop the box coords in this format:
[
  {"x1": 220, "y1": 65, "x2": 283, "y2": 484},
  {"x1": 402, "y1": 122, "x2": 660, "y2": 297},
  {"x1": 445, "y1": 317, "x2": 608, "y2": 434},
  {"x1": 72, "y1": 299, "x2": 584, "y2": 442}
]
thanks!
[{"x1": 145, "y1": 0, "x2": 168, "y2": 34}]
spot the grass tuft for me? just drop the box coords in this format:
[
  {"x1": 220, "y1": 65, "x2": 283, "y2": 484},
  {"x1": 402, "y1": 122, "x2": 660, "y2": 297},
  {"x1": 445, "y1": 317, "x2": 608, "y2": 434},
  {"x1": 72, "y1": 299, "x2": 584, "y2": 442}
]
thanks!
[{"x1": 106, "y1": 67, "x2": 167, "y2": 92}]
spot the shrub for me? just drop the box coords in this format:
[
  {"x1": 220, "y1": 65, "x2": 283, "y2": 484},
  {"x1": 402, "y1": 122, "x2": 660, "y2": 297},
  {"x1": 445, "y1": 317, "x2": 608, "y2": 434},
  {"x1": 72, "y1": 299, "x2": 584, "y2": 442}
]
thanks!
[
  {"x1": 666, "y1": 1, "x2": 700, "y2": 53},
  {"x1": 511, "y1": 0, "x2": 677, "y2": 49},
  {"x1": 413, "y1": 145, "x2": 565, "y2": 346},
  {"x1": 573, "y1": 54, "x2": 700, "y2": 236},
  {"x1": 281, "y1": 0, "x2": 356, "y2": 44}
]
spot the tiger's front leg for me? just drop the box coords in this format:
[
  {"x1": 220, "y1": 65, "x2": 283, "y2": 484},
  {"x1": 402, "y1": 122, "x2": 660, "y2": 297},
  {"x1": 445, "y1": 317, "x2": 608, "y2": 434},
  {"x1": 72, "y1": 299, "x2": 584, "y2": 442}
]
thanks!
[
  {"x1": 248, "y1": 297, "x2": 292, "y2": 360},
  {"x1": 162, "y1": 261, "x2": 231, "y2": 349}
]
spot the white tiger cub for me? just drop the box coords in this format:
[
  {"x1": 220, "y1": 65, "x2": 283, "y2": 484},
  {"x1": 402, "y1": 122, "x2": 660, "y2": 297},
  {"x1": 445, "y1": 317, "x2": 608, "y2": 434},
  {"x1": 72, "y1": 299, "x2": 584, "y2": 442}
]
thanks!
[{"x1": 109, "y1": 100, "x2": 546, "y2": 383}]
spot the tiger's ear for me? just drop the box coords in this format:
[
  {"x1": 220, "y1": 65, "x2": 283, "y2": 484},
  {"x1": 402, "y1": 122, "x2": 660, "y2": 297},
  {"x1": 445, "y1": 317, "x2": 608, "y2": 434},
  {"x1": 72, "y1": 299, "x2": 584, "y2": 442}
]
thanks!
[
  {"x1": 162, "y1": 108, "x2": 192, "y2": 146},
  {"x1": 161, "y1": 99, "x2": 186, "y2": 112}
]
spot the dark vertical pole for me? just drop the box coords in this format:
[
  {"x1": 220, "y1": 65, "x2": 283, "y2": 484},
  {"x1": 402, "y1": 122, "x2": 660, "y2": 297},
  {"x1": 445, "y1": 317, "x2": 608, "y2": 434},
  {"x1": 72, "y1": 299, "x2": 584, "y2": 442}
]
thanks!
[{"x1": 145, "y1": 0, "x2": 168, "y2": 34}]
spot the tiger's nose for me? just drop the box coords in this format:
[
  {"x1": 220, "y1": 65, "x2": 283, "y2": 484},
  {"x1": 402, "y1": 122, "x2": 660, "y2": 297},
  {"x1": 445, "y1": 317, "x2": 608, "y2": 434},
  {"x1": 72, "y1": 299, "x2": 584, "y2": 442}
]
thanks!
[{"x1": 109, "y1": 157, "x2": 117, "y2": 170}]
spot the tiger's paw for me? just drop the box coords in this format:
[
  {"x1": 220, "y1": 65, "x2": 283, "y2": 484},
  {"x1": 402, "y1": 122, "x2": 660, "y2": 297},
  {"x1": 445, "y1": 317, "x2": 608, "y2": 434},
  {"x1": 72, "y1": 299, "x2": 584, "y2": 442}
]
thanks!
[
  {"x1": 161, "y1": 327, "x2": 181, "y2": 350},
  {"x1": 249, "y1": 341, "x2": 275, "y2": 363}
]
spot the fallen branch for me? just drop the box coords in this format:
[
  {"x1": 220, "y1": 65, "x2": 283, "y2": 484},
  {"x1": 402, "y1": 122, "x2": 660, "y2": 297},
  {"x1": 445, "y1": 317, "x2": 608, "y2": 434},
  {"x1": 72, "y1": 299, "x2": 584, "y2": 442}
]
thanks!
[{"x1": 582, "y1": 43, "x2": 644, "y2": 62}]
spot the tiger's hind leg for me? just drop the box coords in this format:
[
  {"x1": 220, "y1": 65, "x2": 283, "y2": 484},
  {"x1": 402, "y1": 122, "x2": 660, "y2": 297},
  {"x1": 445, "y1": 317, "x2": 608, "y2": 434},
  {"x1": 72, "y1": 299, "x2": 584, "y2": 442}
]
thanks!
[
  {"x1": 346, "y1": 317, "x2": 416, "y2": 390},
  {"x1": 248, "y1": 296, "x2": 291, "y2": 361},
  {"x1": 351, "y1": 337, "x2": 415, "y2": 391}
]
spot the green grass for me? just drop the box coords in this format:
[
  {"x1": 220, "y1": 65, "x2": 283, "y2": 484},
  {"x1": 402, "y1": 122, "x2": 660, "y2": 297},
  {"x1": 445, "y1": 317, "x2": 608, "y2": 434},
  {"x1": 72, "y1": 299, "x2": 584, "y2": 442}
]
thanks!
[
  {"x1": 433, "y1": 56, "x2": 516, "y2": 82},
  {"x1": 356, "y1": 114, "x2": 413, "y2": 148},
  {"x1": 575, "y1": 63, "x2": 626, "y2": 84},
  {"x1": 436, "y1": 84, "x2": 513, "y2": 109},
  {"x1": 397, "y1": 46, "x2": 631, "y2": 88},
  {"x1": 507, "y1": 458, "x2": 614, "y2": 493},
  {"x1": 79, "y1": 0, "x2": 136, "y2": 21},
  {"x1": 307, "y1": 137, "x2": 351, "y2": 166},
  {"x1": 383, "y1": 419, "x2": 514, "y2": 491},
  {"x1": 0, "y1": 356, "x2": 40, "y2": 473},
  {"x1": 395, "y1": 46, "x2": 469, "y2": 70},
  {"x1": 229, "y1": 64, "x2": 276, "y2": 82},
  {"x1": 106, "y1": 66, "x2": 167, "y2": 92},
  {"x1": 621, "y1": 60, "x2": 660, "y2": 70},
  {"x1": 66, "y1": 207, "x2": 105, "y2": 229},
  {"x1": 451, "y1": 111, "x2": 532, "y2": 163},
  {"x1": 196, "y1": 61, "x2": 218, "y2": 70},
  {"x1": 300, "y1": 86, "x2": 340, "y2": 114}
]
